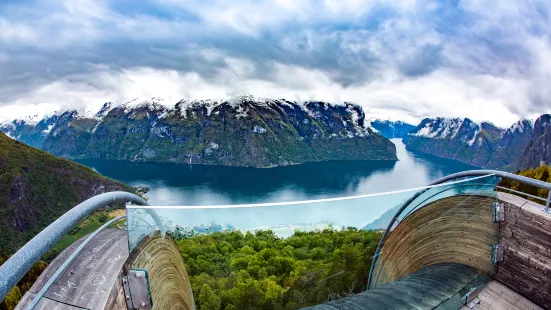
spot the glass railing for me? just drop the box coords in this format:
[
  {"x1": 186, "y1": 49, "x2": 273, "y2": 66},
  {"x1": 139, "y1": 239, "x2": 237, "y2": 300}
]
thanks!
[
  {"x1": 371, "y1": 174, "x2": 500, "y2": 291},
  {"x1": 126, "y1": 174, "x2": 498, "y2": 309}
]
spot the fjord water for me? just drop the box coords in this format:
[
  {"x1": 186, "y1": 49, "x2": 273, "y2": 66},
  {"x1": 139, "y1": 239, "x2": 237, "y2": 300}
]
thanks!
[{"x1": 77, "y1": 139, "x2": 477, "y2": 206}]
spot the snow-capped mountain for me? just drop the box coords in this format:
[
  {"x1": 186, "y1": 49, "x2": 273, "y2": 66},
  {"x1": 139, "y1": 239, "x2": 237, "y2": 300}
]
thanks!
[
  {"x1": 369, "y1": 119, "x2": 416, "y2": 139},
  {"x1": 518, "y1": 115, "x2": 551, "y2": 170},
  {"x1": 403, "y1": 117, "x2": 534, "y2": 170},
  {"x1": 1, "y1": 96, "x2": 397, "y2": 167}
]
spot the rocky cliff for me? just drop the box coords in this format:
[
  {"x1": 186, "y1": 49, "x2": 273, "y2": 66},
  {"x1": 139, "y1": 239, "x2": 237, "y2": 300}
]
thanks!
[
  {"x1": 517, "y1": 114, "x2": 551, "y2": 170},
  {"x1": 1, "y1": 97, "x2": 397, "y2": 167},
  {"x1": 0, "y1": 132, "x2": 131, "y2": 254},
  {"x1": 403, "y1": 117, "x2": 533, "y2": 170}
]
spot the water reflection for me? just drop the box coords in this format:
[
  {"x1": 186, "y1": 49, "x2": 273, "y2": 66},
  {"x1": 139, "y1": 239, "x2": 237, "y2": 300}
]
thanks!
[{"x1": 77, "y1": 139, "x2": 477, "y2": 205}]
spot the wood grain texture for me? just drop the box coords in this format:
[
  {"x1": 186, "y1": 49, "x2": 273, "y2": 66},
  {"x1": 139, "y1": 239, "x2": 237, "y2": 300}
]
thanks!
[
  {"x1": 370, "y1": 194, "x2": 499, "y2": 288},
  {"x1": 496, "y1": 192, "x2": 551, "y2": 310},
  {"x1": 126, "y1": 233, "x2": 195, "y2": 310}
]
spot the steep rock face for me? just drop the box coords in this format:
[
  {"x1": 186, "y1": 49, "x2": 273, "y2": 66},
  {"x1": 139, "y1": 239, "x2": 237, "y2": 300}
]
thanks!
[
  {"x1": 2, "y1": 97, "x2": 398, "y2": 167},
  {"x1": 0, "y1": 133, "x2": 131, "y2": 254},
  {"x1": 489, "y1": 120, "x2": 534, "y2": 170},
  {"x1": 403, "y1": 118, "x2": 502, "y2": 167},
  {"x1": 403, "y1": 117, "x2": 536, "y2": 169},
  {"x1": 0, "y1": 115, "x2": 59, "y2": 147},
  {"x1": 518, "y1": 114, "x2": 551, "y2": 170},
  {"x1": 369, "y1": 120, "x2": 416, "y2": 139},
  {"x1": 43, "y1": 111, "x2": 99, "y2": 157}
]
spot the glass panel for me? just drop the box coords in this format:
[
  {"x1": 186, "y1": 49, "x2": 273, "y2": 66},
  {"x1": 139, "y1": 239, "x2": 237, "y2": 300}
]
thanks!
[
  {"x1": 396, "y1": 175, "x2": 500, "y2": 225},
  {"x1": 370, "y1": 174, "x2": 499, "y2": 291},
  {"x1": 126, "y1": 174, "x2": 498, "y2": 309}
]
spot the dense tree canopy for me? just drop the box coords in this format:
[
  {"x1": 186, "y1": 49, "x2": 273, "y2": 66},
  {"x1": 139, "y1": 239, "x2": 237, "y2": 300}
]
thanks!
[{"x1": 174, "y1": 228, "x2": 382, "y2": 310}]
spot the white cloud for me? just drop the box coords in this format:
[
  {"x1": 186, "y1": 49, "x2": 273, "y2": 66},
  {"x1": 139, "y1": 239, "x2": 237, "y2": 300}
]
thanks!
[
  {"x1": 0, "y1": 57, "x2": 538, "y2": 127},
  {"x1": 0, "y1": 0, "x2": 550, "y2": 127}
]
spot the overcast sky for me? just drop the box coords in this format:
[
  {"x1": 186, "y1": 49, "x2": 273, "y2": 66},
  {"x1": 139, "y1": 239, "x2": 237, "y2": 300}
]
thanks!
[{"x1": 0, "y1": 0, "x2": 550, "y2": 126}]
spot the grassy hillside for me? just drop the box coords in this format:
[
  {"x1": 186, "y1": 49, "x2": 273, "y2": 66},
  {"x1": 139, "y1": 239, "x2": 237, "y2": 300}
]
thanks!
[{"x1": 0, "y1": 132, "x2": 132, "y2": 254}]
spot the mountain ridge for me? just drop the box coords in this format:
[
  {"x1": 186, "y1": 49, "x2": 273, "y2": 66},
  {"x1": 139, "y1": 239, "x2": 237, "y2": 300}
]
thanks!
[
  {"x1": 1, "y1": 96, "x2": 398, "y2": 168},
  {"x1": 403, "y1": 116, "x2": 541, "y2": 170}
]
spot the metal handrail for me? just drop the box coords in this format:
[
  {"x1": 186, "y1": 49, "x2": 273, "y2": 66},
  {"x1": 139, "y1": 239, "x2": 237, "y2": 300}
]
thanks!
[
  {"x1": 367, "y1": 169, "x2": 551, "y2": 289},
  {"x1": 26, "y1": 215, "x2": 126, "y2": 310},
  {"x1": 496, "y1": 185, "x2": 548, "y2": 203},
  {"x1": 0, "y1": 191, "x2": 165, "y2": 302}
]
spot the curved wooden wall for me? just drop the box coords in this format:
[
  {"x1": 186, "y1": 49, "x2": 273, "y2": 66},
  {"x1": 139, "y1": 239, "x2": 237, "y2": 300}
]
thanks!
[
  {"x1": 370, "y1": 194, "x2": 499, "y2": 289},
  {"x1": 126, "y1": 233, "x2": 195, "y2": 310}
]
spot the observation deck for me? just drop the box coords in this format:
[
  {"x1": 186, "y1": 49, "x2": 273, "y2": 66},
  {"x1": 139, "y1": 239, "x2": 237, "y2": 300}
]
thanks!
[{"x1": 1, "y1": 170, "x2": 550, "y2": 309}]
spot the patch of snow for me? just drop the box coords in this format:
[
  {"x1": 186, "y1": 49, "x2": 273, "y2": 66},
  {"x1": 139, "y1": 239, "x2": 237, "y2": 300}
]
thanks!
[
  {"x1": 4, "y1": 131, "x2": 15, "y2": 139},
  {"x1": 42, "y1": 123, "x2": 54, "y2": 134},
  {"x1": 466, "y1": 130, "x2": 480, "y2": 146},
  {"x1": 121, "y1": 97, "x2": 170, "y2": 118},
  {"x1": 90, "y1": 121, "x2": 101, "y2": 134},
  {"x1": 236, "y1": 105, "x2": 249, "y2": 118},
  {"x1": 253, "y1": 125, "x2": 267, "y2": 134},
  {"x1": 411, "y1": 118, "x2": 471, "y2": 139}
]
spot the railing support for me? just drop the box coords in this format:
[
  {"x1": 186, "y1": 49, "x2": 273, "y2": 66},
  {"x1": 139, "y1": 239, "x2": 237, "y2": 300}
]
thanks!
[{"x1": 545, "y1": 191, "x2": 551, "y2": 213}]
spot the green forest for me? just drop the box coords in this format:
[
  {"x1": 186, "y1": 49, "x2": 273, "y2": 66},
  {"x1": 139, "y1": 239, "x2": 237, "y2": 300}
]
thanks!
[{"x1": 174, "y1": 228, "x2": 382, "y2": 310}]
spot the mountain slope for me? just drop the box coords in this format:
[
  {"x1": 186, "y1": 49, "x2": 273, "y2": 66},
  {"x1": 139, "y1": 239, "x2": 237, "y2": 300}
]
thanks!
[
  {"x1": 2, "y1": 97, "x2": 398, "y2": 167},
  {"x1": 0, "y1": 133, "x2": 131, "y2": 254},
  {"x1": 403, "y1": 117, "x2": 533, "y2": 170},
  {"x1": 369, "y1": 120, "x2": 416, "y2": 139},
  {"x1": 517, "y1": 114, "x2": 551, "y2": 170}
]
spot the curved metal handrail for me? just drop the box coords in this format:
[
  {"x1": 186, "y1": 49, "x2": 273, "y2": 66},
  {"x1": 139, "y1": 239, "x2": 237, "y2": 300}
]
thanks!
[
  {"x1": 0, "y1": 191, "x2": 165, "y2": 302},
  {"x1": 26, "y1": 215, "x2": 126, "y2": 310},
  {"x1": 367, "y1": 169, "x2": 551, "y2": 289}
]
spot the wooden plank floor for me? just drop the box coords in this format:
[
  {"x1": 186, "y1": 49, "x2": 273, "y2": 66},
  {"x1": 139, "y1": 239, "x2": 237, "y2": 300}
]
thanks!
[{"x1": 459, "y1": 280, "x2": 543, "y2": 310}]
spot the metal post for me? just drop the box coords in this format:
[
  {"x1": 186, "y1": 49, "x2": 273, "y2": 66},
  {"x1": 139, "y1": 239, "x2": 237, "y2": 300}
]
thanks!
[{"x1": 545, "y1": 191, "x2": 551, "y2": 213}]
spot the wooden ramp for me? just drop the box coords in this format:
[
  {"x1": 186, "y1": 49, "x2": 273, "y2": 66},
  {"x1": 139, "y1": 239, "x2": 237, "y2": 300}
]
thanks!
[
  {"x1": 16, "y1": 229, "x2": 194, "y2": 310},
  {"x1": 303, "y1": 263, "x2": 489, "y2": 310},
  {"x1": 16, "y1": 229, "x2": 129, "y2": 309}
]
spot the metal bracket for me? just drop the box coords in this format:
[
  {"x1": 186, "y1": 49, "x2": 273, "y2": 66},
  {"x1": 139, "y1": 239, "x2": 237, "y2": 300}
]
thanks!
[
  {"x1": 492, "y1": 202, "x2": 505, "y2": 223},
  {"x1": 464, "y1": 287, "x2": 480, "y2": 308},
  {"x1": 123, "y1": 268, "x2": 153, "y2": 309},
  {"x1": 491, "y1": 243, "x2": 504, "y2": 264}
]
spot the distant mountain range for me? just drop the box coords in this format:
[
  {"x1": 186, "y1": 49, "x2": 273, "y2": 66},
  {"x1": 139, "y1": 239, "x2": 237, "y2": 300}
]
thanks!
[
  {"x1": 0, "y1": 96, "x2": 397, "y2": 168},
  {"x1": 403, "y1": 116, "x2": 547, "y2": 171},
  {"x1": 369, "y1": 119, "x2": 416, "y2": 139},
  {"x1": 3, "y1": 95, "x2": 550, "y2": 171}
]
